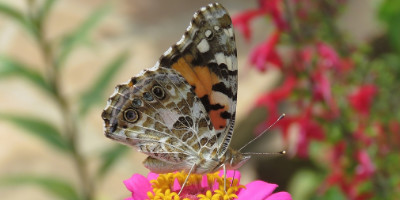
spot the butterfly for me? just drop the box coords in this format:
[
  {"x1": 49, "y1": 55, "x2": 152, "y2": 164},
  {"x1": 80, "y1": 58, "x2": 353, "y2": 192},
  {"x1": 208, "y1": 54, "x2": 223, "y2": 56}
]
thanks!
[{"x1": 102, "y1": 2, "x2": 284, "y2": 193}]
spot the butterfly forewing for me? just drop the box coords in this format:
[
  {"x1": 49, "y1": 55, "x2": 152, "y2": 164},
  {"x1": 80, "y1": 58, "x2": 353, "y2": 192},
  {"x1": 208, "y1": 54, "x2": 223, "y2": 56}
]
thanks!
[{"x1": 159, "y1": 3, "x2": 238, "y2": 157}]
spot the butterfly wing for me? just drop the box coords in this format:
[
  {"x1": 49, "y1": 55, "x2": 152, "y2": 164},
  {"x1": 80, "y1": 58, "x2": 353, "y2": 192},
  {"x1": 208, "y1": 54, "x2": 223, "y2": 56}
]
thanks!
[
  {"x1": 102, "y1": 67, "x2": 216, "y2": 167},
  {"x1": 102, "y1": 3, "x2": 237, "y2": 172},
  {"x1": 158, "y1": 3, "x2": 238, "y2": 157}
]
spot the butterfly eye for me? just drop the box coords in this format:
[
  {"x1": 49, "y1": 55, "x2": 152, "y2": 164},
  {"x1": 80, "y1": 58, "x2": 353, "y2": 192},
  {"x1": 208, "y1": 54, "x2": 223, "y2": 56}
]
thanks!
[
  {"x1": 152, "y1": 85, "x2": 165, "y2": 100},
  {"x1": 124, "y1": 109, "x2": 139, "y2": 123}
]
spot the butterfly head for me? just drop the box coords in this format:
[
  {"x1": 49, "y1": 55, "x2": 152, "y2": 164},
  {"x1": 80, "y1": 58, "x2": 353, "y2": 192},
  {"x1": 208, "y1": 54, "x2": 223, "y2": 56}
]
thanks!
[{"x1": 224, "y1": 148, "x2": 251, "y2": 170}]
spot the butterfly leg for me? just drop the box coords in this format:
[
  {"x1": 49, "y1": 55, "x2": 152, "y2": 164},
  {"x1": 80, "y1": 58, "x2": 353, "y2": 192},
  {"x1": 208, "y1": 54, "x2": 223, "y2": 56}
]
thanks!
[
  {"x1": 230, "y1": 170, "x2": 236, "y2": 187},
  {"x1": 178, "y1": 163, "x2": 196, "y2": 195},
  {"x1": 223, "y1": 164, "x2": 227, "y2": 193}
]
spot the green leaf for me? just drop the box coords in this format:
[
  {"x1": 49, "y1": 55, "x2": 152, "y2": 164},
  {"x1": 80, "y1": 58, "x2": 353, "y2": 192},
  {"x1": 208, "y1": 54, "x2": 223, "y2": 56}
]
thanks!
[
  {"x1": 0, "y1": 175, "x2": 81, "y2": 200},
  {"x1": 97, "y1": 145, "x2": 129, "y2": 178},
  {"x1": 37, "y1": 0, "x2": 58, "y2": 24},
  {"x1": 379, "y1": 0, "x2": 400, "y2": 53},
  {"x1": 79, "y1": 51, "x2": 129, "y2": 116},
  {"x1": 0, "y1": 56, "x2": 55, "y2": 95},
  {"x1": 56, "y1": 4, "x2": 110, "y2": 68},
  {"x1": 0, "y1": 113, "x2": 70, "y2": 152},
  {"x1": 288, "y1": 170, "x2": 319, "y2": 200},
  {"x1": 0, "y1": 2, "x2": 39, "y2": 38}
]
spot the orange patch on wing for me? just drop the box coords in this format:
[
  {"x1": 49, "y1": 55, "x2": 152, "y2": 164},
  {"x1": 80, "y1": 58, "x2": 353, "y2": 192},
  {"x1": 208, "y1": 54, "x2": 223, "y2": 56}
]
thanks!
[
  {"x1": 171, "y1": 55, "x2": 228, "y2": 130},
  {"x1": 209, "y1": 109, "x2": 227, "y2": 130},
  {"x1": 172, "y1": 55, "x2": 219, "y2": 98}
]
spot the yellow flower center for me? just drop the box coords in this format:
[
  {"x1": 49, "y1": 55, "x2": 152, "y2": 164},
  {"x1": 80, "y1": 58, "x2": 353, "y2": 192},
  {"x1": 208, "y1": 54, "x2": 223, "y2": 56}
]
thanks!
[{"x1": 147, "y1": 171, "x2": 245, "y2": 200}]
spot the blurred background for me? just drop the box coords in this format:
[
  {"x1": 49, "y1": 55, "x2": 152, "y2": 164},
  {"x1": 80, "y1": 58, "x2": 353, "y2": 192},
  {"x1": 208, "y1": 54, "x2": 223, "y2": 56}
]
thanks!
[{"x1": 0, "y1": 0, "x2": 398, "y2": 200}]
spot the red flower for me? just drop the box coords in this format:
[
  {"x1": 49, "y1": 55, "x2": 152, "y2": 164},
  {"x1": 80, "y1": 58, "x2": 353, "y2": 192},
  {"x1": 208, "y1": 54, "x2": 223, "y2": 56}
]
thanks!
[
  {"x1": 316, "y1": 42, "x2": 340, "y2": 69},
  {"x1": 321, "y1": 142, "x2": 346, "y2": 193},
  {"x1": 258, "y1": 0, "x2": 287, "y2": 30},
  {"x1": 232, "y1": 9, "x2": 265, "y2": 41},
  {"x1": 267, "y1": 107, "x2": 325, "y2": 158},
  {"x1": 294, "y1": 111, "x2": 325, "y2": 157},
  {"x1": 249, "y1": 31, "x2": 282, "y2": 71},
  {"x1": 232, "y1": 0, "x2": 286, "y2": 41},
  {"x1": 354, "y1": 150, "x2": 375, "y2": 183},
  {"x1": 255, "y1": 75, "x2": 297, "y2": 131},
  {"x1": 348, "y1": 85, "x2": 378, "y2": 116},
  {"x1": 311, "y1": 69, "x2": 339, "y2": 117},
  {"x1": 353, "y1": 124, "x2": 372, "y2": 146}
]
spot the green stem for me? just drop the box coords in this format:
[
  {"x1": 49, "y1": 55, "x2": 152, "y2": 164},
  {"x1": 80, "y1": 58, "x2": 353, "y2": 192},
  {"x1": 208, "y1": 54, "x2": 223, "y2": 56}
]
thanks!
[
  {"x1": 283, "y1": 0, "x2": 301, "y2": 44},
  {"x1": 31, "y1": 4, "x2": 94, "y2": 200}
]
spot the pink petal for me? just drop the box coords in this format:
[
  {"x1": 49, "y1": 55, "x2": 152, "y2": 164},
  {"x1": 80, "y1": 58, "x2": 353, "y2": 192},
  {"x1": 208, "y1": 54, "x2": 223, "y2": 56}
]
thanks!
[
  {"x1": 348, "y1": 85, "x2": 377, "y2": 116},
  {"x1": 147, "y1": 172, "x2": 158, "y2": 181},
  {"x1": 317, "y1": 42, "x2": 340, "y2": 69},
  {"x1": 237, "y1": 181, "x2": 277, "y2": 200},
  {"x1": 249, "y1": 31, "x2": 281, "y2": 71},
  {"x1": 173, "y1": 178, "x2": 181, "y2": 191},
  {"x1": 201, "y1": 174, "x2": 209, "y2": 188},
  {"x1": 265, "y1": 191, "x2": 293, "y2": 200},
  {"x1": 123, "y1": 174, "x2": 152, "y2": 200}
]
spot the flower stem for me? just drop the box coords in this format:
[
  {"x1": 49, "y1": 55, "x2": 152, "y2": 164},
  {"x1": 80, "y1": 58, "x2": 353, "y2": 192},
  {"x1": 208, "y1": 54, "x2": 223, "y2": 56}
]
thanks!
[{"x1": 31, "y1": 4, "x2": 94, "y2": 200}]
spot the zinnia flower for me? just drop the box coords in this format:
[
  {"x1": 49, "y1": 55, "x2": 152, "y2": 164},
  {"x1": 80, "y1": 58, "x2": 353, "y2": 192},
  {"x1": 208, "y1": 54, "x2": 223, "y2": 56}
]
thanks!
[{"x1": 123, "y1": 170, "x2": 292, "y2": 200}]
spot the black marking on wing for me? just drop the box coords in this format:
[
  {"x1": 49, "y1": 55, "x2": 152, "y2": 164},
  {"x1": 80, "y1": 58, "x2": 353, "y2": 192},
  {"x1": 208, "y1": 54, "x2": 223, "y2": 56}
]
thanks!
[
  {"x1": 199, "y1": 95, "x2": 224, "y2": 112},
  {"x1": 212, "y1": 82, "x2": 233, "y2": 98}
]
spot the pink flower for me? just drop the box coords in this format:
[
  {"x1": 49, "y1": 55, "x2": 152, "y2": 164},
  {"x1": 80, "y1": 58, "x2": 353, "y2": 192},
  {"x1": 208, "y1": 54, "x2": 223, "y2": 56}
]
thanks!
[
  {"x1": 123, "y1": 170, "x2": 292, "y2": 200},
  {"x1": 124, "y1": 174, "x2": 153, "y2": 200},
  {"x1": 237, "y1": 180, "x2": 292, "y2": 200},
  {"x1": 348, "y1": 85, "x2": 378, "y2": 116},
  {"x1": 249, "y1": 31, "x2": 282, "y2": 71}
]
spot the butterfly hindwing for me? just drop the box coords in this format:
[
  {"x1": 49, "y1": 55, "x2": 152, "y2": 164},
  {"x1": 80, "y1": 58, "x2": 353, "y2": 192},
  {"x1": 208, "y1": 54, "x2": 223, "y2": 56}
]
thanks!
[
  {"x1": 159, "y1": 3, "x2": 238, "y2": 156},
  {"x1": 102, "y1": 67, "x2": 220, "y2": 165}
]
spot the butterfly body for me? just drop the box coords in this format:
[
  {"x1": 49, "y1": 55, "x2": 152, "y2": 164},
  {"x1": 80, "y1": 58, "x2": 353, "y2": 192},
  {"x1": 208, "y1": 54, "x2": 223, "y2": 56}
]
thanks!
[{"x1": 102, "y1": 3, "x2": 250, "y2": 176}]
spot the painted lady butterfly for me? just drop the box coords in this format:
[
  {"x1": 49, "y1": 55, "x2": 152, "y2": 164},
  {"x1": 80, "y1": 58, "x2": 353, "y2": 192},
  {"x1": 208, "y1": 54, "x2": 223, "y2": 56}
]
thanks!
[{"x1": 102, "y1": 3, "x2": 272, "y2": 192}]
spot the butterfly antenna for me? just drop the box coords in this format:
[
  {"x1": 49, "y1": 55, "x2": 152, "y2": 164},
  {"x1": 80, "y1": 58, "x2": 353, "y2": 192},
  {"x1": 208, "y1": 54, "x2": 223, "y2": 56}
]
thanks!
[
  {"x1": 239, "y1": 113, "x2": 285, "y2": 152},
  {"x1": 242, "y1": 151, "x2": 286, "y2": 155}
]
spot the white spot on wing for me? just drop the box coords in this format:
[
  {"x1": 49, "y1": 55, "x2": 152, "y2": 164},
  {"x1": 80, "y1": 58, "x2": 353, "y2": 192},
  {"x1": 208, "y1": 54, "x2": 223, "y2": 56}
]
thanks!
[
  {"x1": 197, "y1": 39, "x2": 210, "y2": 53},
  {"x1": 205, "y1": 30, "x2": 212, "y2": 38},
  {"x1": 163, "y1": 47, "x2": 172, "y2": 56},
  {"x1": 215, "y1": 52, "x2": 226, "y2": 65},
  {"x1": 214, "y1": 53, "x2": 235, "y2": 70},
  {"x1": 228, "y1": 28, "x2": 234, "y2": 37},
  {"x1": 177, "y1": 35, "x2": 185, "y2": 45},
  {"x1": 225, "y1": 56, "x2": 233, "y2": 70},
  {"x1": 159, "y1": 108, "x2": 178, "y2": 129}
]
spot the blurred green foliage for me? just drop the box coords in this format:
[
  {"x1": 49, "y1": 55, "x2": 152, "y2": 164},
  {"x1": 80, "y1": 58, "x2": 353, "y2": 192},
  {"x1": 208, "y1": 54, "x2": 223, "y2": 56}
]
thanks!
[{"x1": 0, "y1": 1, "x2": 129, "y2": 199}]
